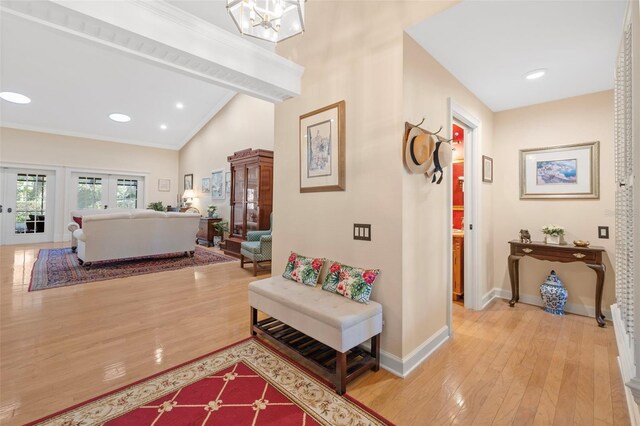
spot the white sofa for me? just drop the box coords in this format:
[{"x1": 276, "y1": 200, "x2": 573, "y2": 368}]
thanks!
[
  {"x1": 68, "y1": 208, "x2": 131, "y2": 252},
  {"x1": 71, "y1": 210, "x2": 200, "y2": 266}
]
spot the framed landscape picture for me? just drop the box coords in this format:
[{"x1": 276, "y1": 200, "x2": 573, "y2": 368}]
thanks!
[
  {"x1": 299, "y1": 100, "x2": 345, "y2": 192},
  {"x1": 158, "y1": 179, "x2": 170, "y2": 192},
  {"x1": 519, "y1": 141, "x2": 599, "y2": 199},
  {"x1": 210, "y1": 169, "x2": 225, "y2": 200}
]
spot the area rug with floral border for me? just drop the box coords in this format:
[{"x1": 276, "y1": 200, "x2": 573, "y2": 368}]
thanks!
[
  {"x1": 29, "y1": 246, "x2": 237, "y2": 291},
  {"x1": 25, "y1": 337, "x2": 393, "y2": 426}
]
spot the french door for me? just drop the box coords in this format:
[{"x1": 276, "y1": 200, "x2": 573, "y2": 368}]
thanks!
[
  {"x1": 72, "y1": 173, "x2": 144, "y2": 210},
  {"x1": 1, "y1": 168, "x2": 55, "y2": 245}
]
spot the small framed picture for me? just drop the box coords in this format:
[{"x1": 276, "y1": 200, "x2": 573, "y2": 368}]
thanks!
[
  {"x1": 482, "y1": 156, "x2": 493, "y2": 183},
  {"x1": 201, "y1": 177, "x2": 210, "y2": 194},
  {"x1": 520, "y1": 141, "x2": 599, "y2": 199},
  {"x1": 184, "y1": 174, "x2": 193, "y2": 191},
  {"x1": 211, "y1": 169, "x2": 225, "y2": 200},
  {"x1": 158, "y1": 178, "x2": 170, "y2": 192},
  {"x1": 299, "y1": 100, "x2": 345, "y2": 192}
]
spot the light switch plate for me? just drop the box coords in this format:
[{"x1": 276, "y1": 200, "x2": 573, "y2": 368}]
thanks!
[{"x1": 354, "y1": 224, "x2": 371, "y2": 241}]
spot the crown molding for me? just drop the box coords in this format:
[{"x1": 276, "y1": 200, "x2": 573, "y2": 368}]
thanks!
[
  {"x1": 0, "y1": 0, "x2": 303, "y2": 103},
  {"x1": 0, "y1": 122, "x2": 180, "y2": 151}
]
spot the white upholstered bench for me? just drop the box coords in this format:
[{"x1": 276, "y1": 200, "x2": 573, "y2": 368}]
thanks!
[{"x1": 248, "y1": 275, "x2": 382, "y2": 394}]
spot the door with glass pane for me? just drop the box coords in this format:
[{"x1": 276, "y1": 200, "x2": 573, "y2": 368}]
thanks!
[
  {"x1": 1, "y1": 169, "x2": 55, "y2": 244},
  {"x1": 72, "y1": 173, "x2": 144, "y2": 210}
]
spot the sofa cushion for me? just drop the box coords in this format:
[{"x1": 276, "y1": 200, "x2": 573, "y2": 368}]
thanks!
[
  {"x1": 250, "y1": 276, "x2": 381, "y2": 330},
  {"x1": 83, "y1": 212, "x2": 131, "y2": 222},
  {"x1": 322, "y1": 261, "x2": 380, "y2": 304},
  {"x1": 282, "y1": 252, "x2": 324, "y2": 286}
]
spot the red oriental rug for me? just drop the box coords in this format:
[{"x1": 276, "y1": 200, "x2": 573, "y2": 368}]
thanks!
[
  {"x1": 26, "y1": 338, "x2": 393, "y2": 426},
  {"x1": 29, "y1": 246, "x2": 236, "y2": 291}
]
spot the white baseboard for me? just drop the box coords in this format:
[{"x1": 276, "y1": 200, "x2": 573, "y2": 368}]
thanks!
[
  {"x1": 611, "y1": 304, "x2": 640, "y2": 425},
  {"x1": 483, "y1": 287, "x2": 612, "y2": 319},
  {"x1": 363, "y1": 325, "x2": 449, "y2": 378}
]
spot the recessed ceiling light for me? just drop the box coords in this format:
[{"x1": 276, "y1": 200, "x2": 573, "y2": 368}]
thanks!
[
  {"x1": 160, "y1": 124, "x2": 168, "y2": 130},
  {"x1": 109, "y1": 113, "x2": 131, "y2": 123},
  {"x1": 176, "y1": 102, "x2": 184, "y2": 110},
  {"x1": 524, "y1": 69, "x2": 547, "y2": 80},
  {"x1": 0, "y1": 91, "x2": 31, "y2": 104}
]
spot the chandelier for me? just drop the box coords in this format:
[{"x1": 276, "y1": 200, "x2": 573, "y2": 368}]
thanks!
[{"x1": 227, "y1": 0, "x2": 305, "y2": 43}]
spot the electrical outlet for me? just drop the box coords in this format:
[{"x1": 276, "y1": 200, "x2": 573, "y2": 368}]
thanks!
[
  {"x1": 598, "y1": 226, "x2": 609, "y2": 239},
  {"x1": 354, "y1": 224, "x2": 371, "y2": 241}
]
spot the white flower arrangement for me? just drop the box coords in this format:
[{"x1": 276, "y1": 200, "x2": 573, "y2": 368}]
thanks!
[{"x1": 541, "y1": 224, "x2": 565, "y2": 237}]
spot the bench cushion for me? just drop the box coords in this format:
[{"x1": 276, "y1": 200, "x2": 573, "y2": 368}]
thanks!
[{"x1": 249, "y1": 276, "x2": 382, "y2": 352}]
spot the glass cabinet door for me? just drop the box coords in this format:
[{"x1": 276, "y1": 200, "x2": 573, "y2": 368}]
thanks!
[
  {"x1": 231, "y1": 167, "x2": 246, "y2": 237},
  {"x1": 246, "y1": 166, "x2": 259, "y2": 232}
]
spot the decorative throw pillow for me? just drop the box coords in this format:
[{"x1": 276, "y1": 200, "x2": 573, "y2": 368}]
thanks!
[
  {"x1": 322, "y1": 262, "x2": 380, "y2": 304},
  {"x1": 283, "y1": 252, "x2": 324, "y2": 286},
  {"x1": 73, "y1": 216, "x2": 83, "y2": 228}
]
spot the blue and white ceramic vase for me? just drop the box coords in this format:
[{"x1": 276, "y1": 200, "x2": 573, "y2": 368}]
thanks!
[{"x1": 540, "y1": 270, "x2": 568, "y2": 315}]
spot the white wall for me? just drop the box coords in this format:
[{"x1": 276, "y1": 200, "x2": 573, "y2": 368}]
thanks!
[
  {"x1": 178, "y1": 94, "x2": 274, "y2": 221},
  {"x1": 492, "y1": 91, "x2": 616, "y2": 314},
  {"x1": 0, "y1": 127, "x2": 179, "y2": 241}
]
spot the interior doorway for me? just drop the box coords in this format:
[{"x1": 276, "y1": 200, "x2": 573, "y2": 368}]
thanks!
[{"x1": 448, "y1": 99, "x2": 481, "y2": 332}]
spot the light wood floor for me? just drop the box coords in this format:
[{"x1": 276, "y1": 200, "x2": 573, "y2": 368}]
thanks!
[{"x1": 0, "y1": 243, "x2": 630, "y2": 425}]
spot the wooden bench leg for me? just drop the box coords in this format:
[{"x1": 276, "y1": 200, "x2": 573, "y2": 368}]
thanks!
[
  {"x1": 371, "y1": 334, "x2": 380, "y2": 372},
  {"x1": 250, "y1": 307, "x2": 258, "y2": 336},
  {"x1": 336, "y1": 350, "x2": 347, "y2": 395}
]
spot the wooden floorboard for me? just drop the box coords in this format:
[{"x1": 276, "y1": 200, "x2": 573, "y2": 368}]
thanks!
[{"x1": 0, "y1": 243, "x2": 631, "y2": 425}]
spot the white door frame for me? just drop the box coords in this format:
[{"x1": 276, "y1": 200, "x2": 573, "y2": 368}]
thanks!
[
  {"x1": 1, "y1": 167, "x2": 57, "y2": 245},
  {"x1": 447, "y1": 99, "x2": 482, "y2": 334}
]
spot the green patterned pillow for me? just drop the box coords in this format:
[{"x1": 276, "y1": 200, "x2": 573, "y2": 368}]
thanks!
[
  {"x1": 322, "y1": 261, "x2": 380, "y2": 304},
  {"x1": 283, "y1": 252, "x2": 324, "y2": 286}
]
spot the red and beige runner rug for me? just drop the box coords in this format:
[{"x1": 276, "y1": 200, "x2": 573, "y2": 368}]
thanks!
[
  {"x1": 29, "y1": 246, "x2": 236, "y2": 291},
  {"x1": 27, "y1": 338, "x2": 393, "y2": 426}
]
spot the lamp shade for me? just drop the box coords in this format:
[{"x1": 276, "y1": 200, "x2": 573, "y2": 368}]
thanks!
[{"x1": 183, "y1": 189, "x2": 195, "y2": 199}]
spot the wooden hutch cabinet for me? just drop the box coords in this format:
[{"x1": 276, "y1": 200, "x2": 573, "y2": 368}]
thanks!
[{"x1": 222, "y1": 149, "x2": 273, "y2": 258}]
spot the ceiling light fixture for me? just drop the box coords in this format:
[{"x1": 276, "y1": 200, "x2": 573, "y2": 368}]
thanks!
[
  {"x1": 176, "y1": 102, "x2": 184, "y2": 110},
  {"x1": 160, "y1": 124, "x2": 168, "y2": 130},
  {"x1": 227, "y1": 0, "x2": 305, "y2": 43},
  {"x1": 0, "y1": 91, "x2": 31, "y2": 104},
  {"x1": 524, "y1": 69, "x2": 547, "y2": 80},
  {"x1": 109, "y1": 113, "x2": 131, "y2": 123}
]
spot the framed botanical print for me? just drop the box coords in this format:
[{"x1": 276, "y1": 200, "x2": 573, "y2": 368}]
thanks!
[
  {"x1": 482, "y1": 156, "x2": 493, "y2": 183},
  {"x1": 184, "y1": 174, "x2": 193, "y2": 191},
  {"x1": 299, "y1": 100, "x2": 345, "y2": 192},
  {"x1": 210, "y1": 169, "x2": 225, "y2": 200},
  {"x1": 201, "y1": 177, "x2": 210, "y2": 194},
  {"x1": 519, "y1": 141, "x2": 599, "y2": 199}
]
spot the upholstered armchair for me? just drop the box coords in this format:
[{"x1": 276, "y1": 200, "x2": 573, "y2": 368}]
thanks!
[{"x1": 240, "y1": 214, "x2": 272, "y2": 276}]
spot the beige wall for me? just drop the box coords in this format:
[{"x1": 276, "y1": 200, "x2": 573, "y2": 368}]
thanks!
[
  {"x1": 492, "y1": 91, "x2": 615, "y2": 313},
  {"x1": 178, "y1": 94, "x2": 274, "y2": 221},
  {"x1": 402, "y1": 34, "x2": 495, "y2": 353},
  {"x1": 0, "y1": 126, "x2": 179, "y2": 241},
  {"x1": 274, "y1": 1, "x2": 455, "y2": 360}
]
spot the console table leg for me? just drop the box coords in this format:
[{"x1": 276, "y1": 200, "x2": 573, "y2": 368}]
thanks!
[
  {"x1": 508, "y1": 255, "x2": 521, "y2": 307},
  {"x1": 587, "y1": 263, "x2": 606, "y2": 327}
]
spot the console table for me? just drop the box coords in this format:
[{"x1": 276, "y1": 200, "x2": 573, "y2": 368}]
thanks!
[{"x1": 508, "y1": 240, "x2": 607, "y2": 327}]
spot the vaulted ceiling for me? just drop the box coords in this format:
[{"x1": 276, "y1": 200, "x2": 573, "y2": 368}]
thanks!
[{"x1": 0, "y1": 0, "x2": 303, "y2": 150}]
